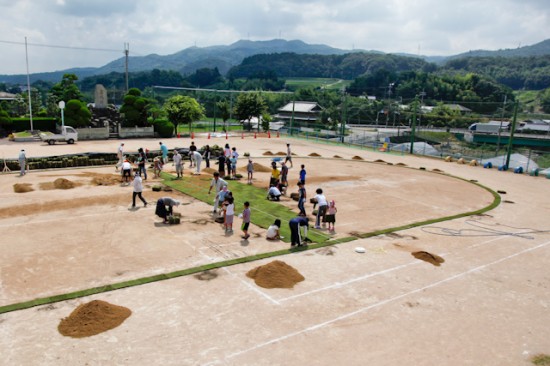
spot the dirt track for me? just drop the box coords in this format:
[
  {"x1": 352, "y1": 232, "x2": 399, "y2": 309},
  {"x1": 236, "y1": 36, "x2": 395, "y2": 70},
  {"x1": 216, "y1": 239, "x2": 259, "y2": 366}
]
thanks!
[{"x1": 0, "y1": 136, "x2": 549, "y2": 365}]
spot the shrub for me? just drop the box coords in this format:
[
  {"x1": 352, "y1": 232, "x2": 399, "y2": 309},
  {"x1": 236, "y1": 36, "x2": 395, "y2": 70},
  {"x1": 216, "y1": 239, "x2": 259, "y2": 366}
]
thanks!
[{"x1": 155, "y1": 120, "x2": 175, "y2": 138}]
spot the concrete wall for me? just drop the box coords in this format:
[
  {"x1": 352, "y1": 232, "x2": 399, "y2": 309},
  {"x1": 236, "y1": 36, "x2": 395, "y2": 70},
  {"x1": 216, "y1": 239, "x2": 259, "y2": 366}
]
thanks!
[
  {"x1": 119, "y1": 126, "x2": 155, "y2": 138},
  {"x1": 76, "y1": 127, "x2": 109, "y2": 140}
]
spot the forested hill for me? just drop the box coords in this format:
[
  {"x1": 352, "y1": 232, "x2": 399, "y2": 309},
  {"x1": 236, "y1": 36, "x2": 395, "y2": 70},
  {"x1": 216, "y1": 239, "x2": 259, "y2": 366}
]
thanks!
[
  {"x1": 442, "y1": 55, "x2": 550, "y2": 90},
  {"x1": 227, "y1": 52, "x2": 433, "y2": 80}
]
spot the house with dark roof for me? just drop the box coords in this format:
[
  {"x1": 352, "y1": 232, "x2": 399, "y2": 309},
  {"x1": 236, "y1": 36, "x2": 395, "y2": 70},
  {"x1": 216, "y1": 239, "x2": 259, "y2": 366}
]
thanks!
[{"x1": 274, "y1": 101, "x2": 324, "y2": 126}]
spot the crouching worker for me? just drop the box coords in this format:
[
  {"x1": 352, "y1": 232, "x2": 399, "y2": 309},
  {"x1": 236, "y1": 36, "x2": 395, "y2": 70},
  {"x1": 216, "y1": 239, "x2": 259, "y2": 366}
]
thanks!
[
  {"x1": 266, "y1": 219, "x2": 282, "y2": 240},
  {"x1": 267, "y1": 185, "x2": 282, "y2": 201},
  {"x1": 155, "y1": 197, "x2": 180, "y2": 224},
  {"x1": 289, "y1": 216, "x2": 309, "y2": 247}
]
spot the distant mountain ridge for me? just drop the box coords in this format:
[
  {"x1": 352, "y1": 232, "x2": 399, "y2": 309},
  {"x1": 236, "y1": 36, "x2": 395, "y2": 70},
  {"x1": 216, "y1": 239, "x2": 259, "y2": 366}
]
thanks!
[{"x1": 1, "y1": 38, "x2": 549, "y2": 84}]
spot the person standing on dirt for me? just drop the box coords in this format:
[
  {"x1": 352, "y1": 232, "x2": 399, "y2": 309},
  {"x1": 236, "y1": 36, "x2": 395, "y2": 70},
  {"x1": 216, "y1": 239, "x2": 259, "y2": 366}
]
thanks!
[
  {"x1": 247, "y1": 159, "x2": 254, "y2": 184},
  {"x1": 217, "y1": 154, "x2": 226, "y2": 176},
  {"x1": 173, "y1": 150, "x2": 183, "y2": 178},
  {"x1": 155, "y1": 197, "x2": 180, "y2": 224},
  {"x1": 297, "y1": 181, "x2": 306, "y2": 216},
  {"x1": 132, "y1": 172, "x2": 148, "y2": 208},
  {"x1": 313, "y1": 188, "x2": 328, "y2": 229},
  {"x1": 121, "y1": 159, "x2": 132, "y2": 184},
  {"x1": 18, "y1": 149, "x2": 27, "y2": 176},
  {"x1": 137, "y1": 147, "x2": 148, "y2": 180},
  {"x1": 240, "y1": 201, "x2": 251, "y2": 240},
  {"x1": 159, "y1": 141, "x2": 168, "y2": 164},
  {"x1": 116, "y1": 143, "x2": 124, "y2": 172},
  {"x1": 208, "y1": 172, "x2": 228, "y2": 214},
  {"x1": 203, "y1": 145, "x2": 211, "y2": 168},
  {"x1": 191, "y1": 150, "x2": 202, "y2": 174},
  {"x1": 299, "y1": 164, "x2": 306, "y2": 185},
  {"x1": 270, "y1": 161, "x2": 280, "y2": 187},
  {"x1": 289, "y1": 216, "x2": 309, "y2": 247},
  {"x1": 285, "y1": 143, "x2": 293, "y2": 168},
  {"x1": 280, "y1": 161, "x2": 289, "y2": 187},
  {"x1": 189, "y1": 141, "x2": 197, "y2": 168}
]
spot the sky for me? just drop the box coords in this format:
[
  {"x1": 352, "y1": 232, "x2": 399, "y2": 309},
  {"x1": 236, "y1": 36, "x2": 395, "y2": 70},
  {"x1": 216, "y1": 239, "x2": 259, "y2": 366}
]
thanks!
[{"x1": 1, "y1": 0, "x2": 549, "y2": 75}]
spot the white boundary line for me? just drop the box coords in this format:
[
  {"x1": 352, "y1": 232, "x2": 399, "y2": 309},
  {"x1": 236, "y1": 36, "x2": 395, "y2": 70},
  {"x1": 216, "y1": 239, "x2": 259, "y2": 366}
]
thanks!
[
  {"x1": 223, "y1": 239, "x2": 550, "y2": 361},
  {"x1": 221, "y1": 267, "x2": 280, "y2": 305}
]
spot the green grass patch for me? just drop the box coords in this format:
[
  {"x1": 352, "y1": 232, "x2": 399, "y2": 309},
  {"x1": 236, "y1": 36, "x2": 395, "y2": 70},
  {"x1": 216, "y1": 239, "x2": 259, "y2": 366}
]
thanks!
[
  {"x1": 13, "y1": 131, "x2": 34, "y2": 137},
  {"x1": 161, "y1": 172, "x2": 329, "y2": 244},
  {"x1": 532, "y1": 354, "x2": 550, "y2": 366},
  {"x1": 285, "y1": 77, "x2": 351, "y2": 91}
]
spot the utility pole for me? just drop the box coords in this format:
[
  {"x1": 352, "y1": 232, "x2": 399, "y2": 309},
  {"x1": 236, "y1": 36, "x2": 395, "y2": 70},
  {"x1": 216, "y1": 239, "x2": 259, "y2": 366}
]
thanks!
[
  {"x1": 124, "y1": 43, "x2": 129, "y2": 93},
  {"x1": 341, "y1": 91, "x2": 347, "y2": 143},
  {"x1": 496, "y1": 95, "x2": 507, "y2": 154},
  {"x1": 505, "y1": 101, "x2": 519, "y2": 169},
  {"x1": 24, "y1": 37, "x2": 33, "y2": 132},
  {"x1": 409, "y1": 96, "x2": 419, "y2": 154},
  {"x1": 386, "y1": 83, "x2": 394, "y2": 128},
  {"x1": 289, "y1": 99, "x2": 296, "y2": 136},
  {"x1": 418, "y1": 90, "x2": 426, "y2": 129}
]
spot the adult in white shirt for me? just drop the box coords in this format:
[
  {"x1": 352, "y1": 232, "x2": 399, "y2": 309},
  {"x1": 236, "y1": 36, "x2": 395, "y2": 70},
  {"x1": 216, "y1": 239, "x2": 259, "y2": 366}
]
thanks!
[
  {"x1": 173, "y1": 150, "x2": 183, "y2": 178},
  {"x1": 132, "y1": 173, "x2": 148, "y2": 207},
  {"x1": 191, "y1": 151, "x2": 202, "y2": 174},
  {"x1": 208, "y1": 172, "x2": 228, "y2": 213},
  {"x1": 18, "y1": 149, "x2": 27, "y2": 176},
  {"x1": 313, "y1": 188, "x2": 328, "y2": 228},
  {"x1": 267, "y1": 185, "x2": 282, "y2": 201}
]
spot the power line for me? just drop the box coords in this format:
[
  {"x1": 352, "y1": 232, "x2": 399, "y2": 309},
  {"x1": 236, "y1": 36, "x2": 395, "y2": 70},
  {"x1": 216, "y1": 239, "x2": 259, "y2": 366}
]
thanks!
[{"x1": 0, "y1": 39, "x2": 125, "y2": 53}]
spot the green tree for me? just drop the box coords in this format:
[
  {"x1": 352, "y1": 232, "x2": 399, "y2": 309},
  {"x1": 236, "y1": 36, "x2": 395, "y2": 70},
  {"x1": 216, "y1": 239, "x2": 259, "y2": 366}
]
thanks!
[
  {"x1": 163, "y1": 95, "x2": 205, "y2": 135},
  {"x1": 233, "y1": 93, "x2": 267, "y2": 131},
  {"x1": 0, "y1": 108, "x2": 13, "y2": 135},
  {"x1": 261, "y1": 112, "x2": 272, "y2": 132},
  {"x1": 217, "y1": 100, "x2": 231, "y2": 131},
  {"x1": 64, "y1": 99, "x2": 91, "y2": 128},
  {"x1": 119, "y1": 88, "x2": 150, "y2": 127},
  {"x1": 50, "y1": 74, "x2": 84, "y2": 103},
  {"x1": 540, "y1": 87, "x2": 550, "y2": 113}
]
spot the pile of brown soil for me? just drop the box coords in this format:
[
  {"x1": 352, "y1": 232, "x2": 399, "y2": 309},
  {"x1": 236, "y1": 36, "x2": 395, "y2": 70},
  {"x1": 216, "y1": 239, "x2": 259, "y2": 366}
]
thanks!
[
  {"x1": 246, "y1": 260, "x2": 305, "y2": 289},
  {"x1": 275, "y1": 151, "x2": 287, "y2": 156},
  {"x1": 411, "y1": 251, "x2": 445, "y2": 266},
  {"x1": 90, "y1": 174, "x2": 121, "y2": 186},
  {"x1": 308, "y1": 152, "x2": 321, "y2": 157},
  {"x1": 432, "y1": 168, "x2": 443, "y2": 173},
  {"x1": 53, "y1": 178, "x2": 77, "y2": 189},
  {"x1": 13, "y1": 183, "x2": 34, "y2": 193},
  {"x1": 194, "y1": 270, "x2": 218, "y2": 281},
  {"x1": 255, "y1": 163, "x2": 273, "y2": 172},
  {"x1": 333, "y1": 155, "x2": 342, "y2": 158},
  {"x1": 58, "y1": 300, "x2": 131, "y2": 338},
  {"x1": 263, "y1": 151, "x2": 274, "y2": 156},
  {"x1": 396, "y1": 163, "x2": 407, "y2": 166},
  {"x1": 352, "y1": 156, "x2": 364, "y2": 160},
  {"x1": 374, "y1": 159, "x2": 385, "y2": 163}
]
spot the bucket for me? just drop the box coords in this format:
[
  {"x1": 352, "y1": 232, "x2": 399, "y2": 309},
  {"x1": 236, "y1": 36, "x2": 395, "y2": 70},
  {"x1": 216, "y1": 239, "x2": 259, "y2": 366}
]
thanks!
[
  {"x1": 513, "y1": 166, "x2": 523, "y2": 174},
  {"x1": 483, "y1": 162, "x2": 492, "y2": 169}
]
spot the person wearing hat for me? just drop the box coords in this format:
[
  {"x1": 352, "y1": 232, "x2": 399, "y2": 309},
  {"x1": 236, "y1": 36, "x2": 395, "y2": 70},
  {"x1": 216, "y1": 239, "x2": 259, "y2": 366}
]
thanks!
[
  {"x1": 121, "y1": 158, "x2": 132, "y2": 184},
  {"x1": 155, "y1": 197, "x2": 180, "y2": 224},
  {"x1": 18, "y1": 149, "x2": 27, "y2": 176}
]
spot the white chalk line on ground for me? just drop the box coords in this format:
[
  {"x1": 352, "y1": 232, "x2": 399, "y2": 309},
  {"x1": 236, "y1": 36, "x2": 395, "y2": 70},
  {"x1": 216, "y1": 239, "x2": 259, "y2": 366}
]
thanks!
[
  {"x1": 222, "y1": 239, "x2": 550, "y2": 361},
  {"x1": 221, "y1": 267, "x2": 280, "y2": 305}
]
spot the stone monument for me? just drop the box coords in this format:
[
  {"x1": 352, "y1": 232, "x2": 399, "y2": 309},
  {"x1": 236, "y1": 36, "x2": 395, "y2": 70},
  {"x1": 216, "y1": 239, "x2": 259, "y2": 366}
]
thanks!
[{"x1": 94, "y1": 84, "x2": 108, "y2": 108}]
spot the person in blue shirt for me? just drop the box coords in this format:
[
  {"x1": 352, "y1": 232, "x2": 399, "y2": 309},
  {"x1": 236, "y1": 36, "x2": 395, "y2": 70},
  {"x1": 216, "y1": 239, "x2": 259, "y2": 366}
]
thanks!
[
  {"x1": 299, "y1": 164, "x2": 306, "y2": 184},
  {"x1": 159, "y1": 142, "x2": 169, "y2": 164},
  {"x1": 289, "y1": 216, "x2": 309, "y2": 247}
]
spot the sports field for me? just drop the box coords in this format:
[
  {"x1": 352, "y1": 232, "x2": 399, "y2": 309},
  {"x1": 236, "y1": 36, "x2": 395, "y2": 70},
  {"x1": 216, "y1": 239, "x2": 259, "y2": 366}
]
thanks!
[{"x1": 0, "y1": 135, "x2": 548, "y2": 365}]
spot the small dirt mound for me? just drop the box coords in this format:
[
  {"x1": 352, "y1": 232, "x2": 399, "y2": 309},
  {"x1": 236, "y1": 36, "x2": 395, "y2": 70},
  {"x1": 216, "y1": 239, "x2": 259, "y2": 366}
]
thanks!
[
  {"x1": 194, "y1": 270, "x2": 218, "y2": 281},
  {"x1": 58, "y1": 300, "x2": 131, "y2": 338},
  {"x1": 91, "y1": 174, "x2": 121, "y2": 186},
  {"x1": 308, "y1": 152, "x2": 321, "y2": 157},
  {"x1": 262, "y1": 151, "x2": 274, "y2": 156},
  {"x1": 503, "y1": 200, "x2": 515, "y2": 204},
  {"x1": 13, "y1": 183, "x2": 34, "y2": 193},
  {"x1": 252, "y1": 163, "x2": 272, "y2": 172},
  {"x1": 396, "y1": 162, "x2": 407, "y2": 166},
  {"x1": 374, "y1": 159, "x2": 385, "y2": 163},
  {"x1": 352, "y1": 156, "x2": 364, "y2": 160},
  {"x1": 53, "y1": 178, "x2": 76, "y2": 189},
  {"x1": 432, "y1": 168, "x2": 443, "y2": 173},
  {"x1": 333, "y1": 155, "x2": 342, "y2": 158},
  {"x1": 411, "y1": 251, "x2": 445, "y2": 266},
  {"x1": 246, "y1": 260, "x2": 305, "y2": 289},
  {"x1": 191, "y1": 218, "x2": 209, "y2": 225},
  {"x1": 315, "y1": 247, "x2": 336, "y2": 256},
  {"x1": 497, "y1": 190, "x2": 507, "y2": 194},
  {"x1": 275, "y1": 151, "x2": 286, "y2": 156}
]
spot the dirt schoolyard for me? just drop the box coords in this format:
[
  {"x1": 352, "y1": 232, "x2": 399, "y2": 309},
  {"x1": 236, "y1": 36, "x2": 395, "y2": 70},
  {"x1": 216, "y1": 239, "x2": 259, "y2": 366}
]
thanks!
[{"x1": 0, "y1": 135, "x2": 549, "y2": 365}]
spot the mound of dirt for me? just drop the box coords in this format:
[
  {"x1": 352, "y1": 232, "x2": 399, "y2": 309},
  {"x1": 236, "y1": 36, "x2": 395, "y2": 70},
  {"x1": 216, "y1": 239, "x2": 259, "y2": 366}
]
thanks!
[
  {"x1": 246, "y1": 260, "x2": 305, "y2": 289},
  {"x1": 374, "y1": 159, "x2": 385, "y2": 163},
  {"x1": 352, "y1": 156, "x2": 364, "y2": 160},
  {"x1": 194, "y1": 270, "x2": 218, "y2": 281},
  {"x1": 396, "y1": 162, "x2": 407, "y2": 166},
  {"x1": 308, "y1": 152, "x2": 321, "y2": 157},
  {"x1": 13, "y1": 183, "x2": 34, "y2": 193},
  {"x1": 263, "y1": 151, "x2": 274, "y2": 156},
  {"x1": 333, "y1": 155, "x2": 342, "y2": 158},
  {"x1": 275, "y1": 151, "x2": 287, "y2": 156},
  {"x1": 90, "y1": 174, "x2": 121, "y2": 186},
  {"x1": 432, "y1": 168, "x2": 443, "y2": 173},
  {"x1": 53, "y1": 178, "x2": 76, "y2": 189},
  {"x1": 58, "y1": 300, "x2": 131, "y2": 338},
  {"x1": 411, "y1": 251, "x2": 445, "y2": 266},
  {"x1": 246, "y1": 163, "x2": 272, "y2": 172}
]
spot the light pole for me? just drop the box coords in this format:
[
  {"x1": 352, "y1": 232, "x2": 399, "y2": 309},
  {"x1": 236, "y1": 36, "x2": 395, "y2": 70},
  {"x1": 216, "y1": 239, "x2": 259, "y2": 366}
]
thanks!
[
  {"x1": 58, "y1": 101, "x2": 65, "y2": 129},
  {"x1": 386, "y1": 83, "x2": 394, "y2": 128},
  {"x1": 418, "y1": 90, "x2": 426, "y2": 129}
]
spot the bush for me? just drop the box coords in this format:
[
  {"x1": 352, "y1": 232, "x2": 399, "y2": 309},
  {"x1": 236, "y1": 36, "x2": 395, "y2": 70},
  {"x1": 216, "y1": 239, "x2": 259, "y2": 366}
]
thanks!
[{"x1": 155, "y1": 120, "x2": 175, "y2": 138}]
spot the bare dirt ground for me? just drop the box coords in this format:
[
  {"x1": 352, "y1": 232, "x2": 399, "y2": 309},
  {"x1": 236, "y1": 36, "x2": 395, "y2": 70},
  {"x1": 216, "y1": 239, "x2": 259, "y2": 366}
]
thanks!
[{"x1": 0, "y1": 135, "x2": 549, "y2": 366}]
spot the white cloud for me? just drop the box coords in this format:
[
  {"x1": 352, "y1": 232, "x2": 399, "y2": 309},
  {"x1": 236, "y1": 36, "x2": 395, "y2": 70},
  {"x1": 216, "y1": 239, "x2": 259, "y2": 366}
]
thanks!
[{"x1": 0, "y1": 0, "x2": 548, "y2": 75}]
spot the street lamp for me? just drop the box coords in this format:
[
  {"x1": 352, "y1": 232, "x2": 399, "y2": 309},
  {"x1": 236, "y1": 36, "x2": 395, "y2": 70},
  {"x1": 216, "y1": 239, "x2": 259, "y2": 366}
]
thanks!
[{"x1": 58, "y1": 100, "x2": 65, "y2": 129}]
